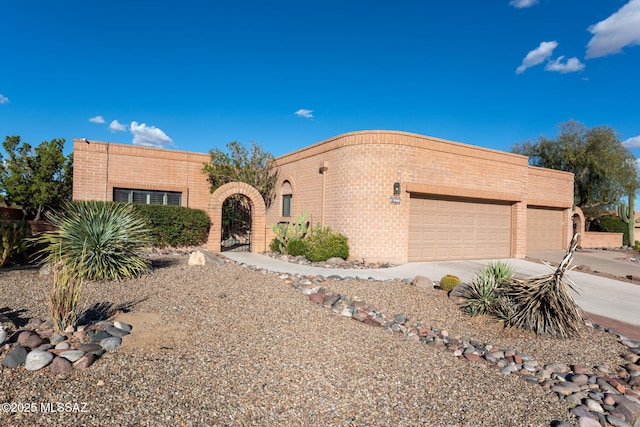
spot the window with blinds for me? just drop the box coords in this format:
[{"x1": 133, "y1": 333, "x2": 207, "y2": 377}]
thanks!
[{"x1": 113, "y1": 188, "x2": 182, "y2": 206}]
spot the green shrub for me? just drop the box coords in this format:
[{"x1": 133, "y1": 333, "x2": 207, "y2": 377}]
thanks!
[
  {"x1": 481, "y1": 260, "x2": 515, "y2": 286},
  {"x1": 0, "y1": 221, "x2": 31, "y2": 267},
  {"x1": 595, "y1": 215, "x2": 628, "y2": 246},
  {"x1": 133, "y1": 204, "x2": 210, "y2": 247},
  {"x1": 37, "y1": 201, "x2": 152, "y2": 281},
  {"x1": 438, "y1": 274, "x2": 461, "y2": 292},
  {"x1": 269, "y1": 238, "x2": 281, "y2": 253},
  {"x1": 270, "y1": 210, "x2": 319, "y2": 254},
  {"x1": 303, "y1": 228, "x2": 349, "y2": 262},
  {"x1": 459, "y1": 272, "x2": 499, "y2": 317},
  {"x1": 286, "y1": 239, "x2": 306, "y2": 256}
]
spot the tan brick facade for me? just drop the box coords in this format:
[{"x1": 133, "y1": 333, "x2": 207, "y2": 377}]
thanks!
[{"x1": 73, "y1": 130, "x2": 574, "y2": 263}]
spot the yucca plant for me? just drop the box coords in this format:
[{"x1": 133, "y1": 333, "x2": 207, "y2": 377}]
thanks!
[
  {"x1": 458, "y1": 271, "x2": 499, "y2": 316},
  {"x1": 483, "y1": 260, "x2": 515, "y2": 286},
  {"x1": 37, "y1": 201, "x2": 152, "y2": 281},
  {"x1": 502, "y1": 233, "x2": 583, "y2": 338},
  {"x1": 49, "y1": 261, "x2": 84, "y2": 333}
]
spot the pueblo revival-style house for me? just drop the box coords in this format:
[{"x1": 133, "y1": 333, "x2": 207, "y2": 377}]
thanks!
[{"x1": 72, "y1": 130, "x2": 574, "y2": 264}]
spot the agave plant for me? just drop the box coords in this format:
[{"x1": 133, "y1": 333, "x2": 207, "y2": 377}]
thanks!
[
  {"x1": 37, "y1": 201, "x2": 152, "y2": 281},
  {"x1": 458, "y1": 271, "x2": 499, "y2": 316},
  {"x1": 483, "y1": 260, "x2": 515, "y2": 286}
]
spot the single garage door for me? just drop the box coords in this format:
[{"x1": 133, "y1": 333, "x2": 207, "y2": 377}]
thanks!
[
  {"x1": 408, "y1": 195, "x2": 512, "y2": 261},
  {"x1": 527, "y1": 207, "x2": 564, "y2": 251}
]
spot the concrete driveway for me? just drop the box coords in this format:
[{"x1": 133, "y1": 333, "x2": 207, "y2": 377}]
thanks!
[{"x1": 222, "y1": 250, "x2": 640, "y2": 332}]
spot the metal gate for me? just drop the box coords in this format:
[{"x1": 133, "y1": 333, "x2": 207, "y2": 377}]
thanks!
[{"x1": 220, "y1": 195, "x2": 252, "y2": 252}]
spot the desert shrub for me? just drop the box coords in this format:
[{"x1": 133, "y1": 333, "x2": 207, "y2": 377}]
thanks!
[
  {"x1": 458, "y1": 272, "x2": 499, "y2": 317},
  {"x1": 49, "y1": 261, "x2": 83, "y2": 333},
  {"x1": 270, "y1": 210, "x2": 319, "y2": 254},
  {"x1": 594, "y1": 215, "x2": 628, "y2": 246},
  {"x1": 286, "y1": 239, "x2": 306, "y2": 257},
  {"x1": 438, "y1": 274, "x2": 461, "y2": 292},
  {"x1": 269, "y1": 238, "x2": 281, "y2": 253},
  {"x1": 37, "y1": 201, "x2": 151, "y2": 281},
  {"x1": 132, "y1": 204, "x2": 210, "y2": 247},
  {"x1": 303, "y1": 227, "x2": 349, "y2": 262},
  {"x1": 0, "y1": 221, "x2": 31, "y2": 267},
  {"x1": 482, "y1": 260, "x2": 515, "y2": 286}
]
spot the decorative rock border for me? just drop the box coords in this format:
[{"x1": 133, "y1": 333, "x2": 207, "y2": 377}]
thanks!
[
  {"x1": 236, "y1": 261, "x2": 640, "y2": 427},
  {"x1": 1, "y1": 320, "x2": 131, "y2": 374}
]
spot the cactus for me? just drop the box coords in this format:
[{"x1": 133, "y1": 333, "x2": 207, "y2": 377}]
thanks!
[
  {"x1": 618, "y1": 193, "x2": 639, "y2": 246},
  {"x1": 269, "y1": 210, "x2": 319, "y2": 254},
  {"x1": 439, "y1": 274, "x2": 461, "y2": 292},
  {"x1": 0, "y1": 221, "x2": 30, "y2": 267}
]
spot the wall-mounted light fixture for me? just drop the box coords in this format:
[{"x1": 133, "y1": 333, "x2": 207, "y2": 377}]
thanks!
[
  {"x1": 319, "y1": 161, "x2": 329, "y2": 174},
  {"x1": 393, "y1": 182, "x2": 401, "y2": 195}
]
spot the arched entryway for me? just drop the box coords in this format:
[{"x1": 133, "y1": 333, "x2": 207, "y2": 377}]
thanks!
[{"x1": 207, "y1": 182, "x2": 266, "y2": 253}]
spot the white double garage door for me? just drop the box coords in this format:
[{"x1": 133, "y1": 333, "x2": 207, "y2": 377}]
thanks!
[{"x1": 408, "y1": 194, "x2": 564, "y2": 261}]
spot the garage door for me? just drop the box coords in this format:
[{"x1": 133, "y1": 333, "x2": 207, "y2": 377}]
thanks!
[
  {"x1": 527, "y1": 207, "x2": 564, "y2": 251},
  {"x1": 408, "y1": 195, "x2": 512, "y2": 261}
]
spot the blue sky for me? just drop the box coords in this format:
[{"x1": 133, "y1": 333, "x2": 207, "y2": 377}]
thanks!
[{"x1": 1, "y1": 0, "x2": 640, "y2": 160}]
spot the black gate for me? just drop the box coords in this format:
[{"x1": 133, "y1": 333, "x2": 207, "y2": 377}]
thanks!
[{"x1": 220, "y1": 195, "x2": 252, "y2": 252}]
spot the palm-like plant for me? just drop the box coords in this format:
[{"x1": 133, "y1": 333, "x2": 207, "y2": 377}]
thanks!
[
  {"x1": 502, "y1": 233, "x2": 583, "y2": 338},
  {"x1": 37, "y1": 201, "x2": 151, "y2": 280}
]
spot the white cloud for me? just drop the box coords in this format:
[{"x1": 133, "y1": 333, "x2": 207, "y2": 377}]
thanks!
[
  {"x1": 516, "y1": 41, "x2": 558, "y2": 74},
  {"x1": 623, "y1": 135, "x2": 640, "y2": 148},
  {"x1": 294, "y1": 109, "x2": 314, "y2": 119},
  {"x1": 109, "y1": 120, "x2": 127, "y2": 132},
  {"x1": 509, "y1": 0, "x2": 538, "y2": 8},
  {"x1": 89, "y1": 115, "x2": 105, "y2": 124},
  {"x1": 586, "y1": 0, "x2": 640, "y2": 58},
  {"x1": 130, "y1": 121, "x2": 173, "y2": 148},
  {"x1": 0, "y1": 94, "x2": 10, "y2": 104},
  {"x1": 544, "y1": 56, "x2": 585, "y2": 73}
]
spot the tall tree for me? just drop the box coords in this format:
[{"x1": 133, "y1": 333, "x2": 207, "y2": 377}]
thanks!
[
  {"x1": 0, "y1": 136, "x2": 74, "y2": 220},
  {"x1": 513, "y1": 120, "x2": 637, "y2": 217},
  {"x1": 202, "y1": 141, "x2": 278, "y2": 207}
]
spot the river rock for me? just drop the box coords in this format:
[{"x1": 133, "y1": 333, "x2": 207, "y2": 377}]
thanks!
[
  {"x1": 77, "y1": 343, "x2": 102, "y2": 352},
  {"x1": 60, "y1": 350, "x2": 86, "y2": 362},
  {"x1": 100, "y1": 336, "x2": 122, "y2": 351},
  {"x1": 73, "y1": 353, "x2": 96, "y2": 370},
  {"x1": 113, "y1": 321, "x2": 132, "y2": 332},
  {"x1": 49, "y1": 356, "x2": 73, "y2": 374},
  {"x1": 105, "y1": 325, "x2": 129, "y2": 337},
  {"x1": 25, "y1": 350, "x2": 54, "y2": 371},
  {"x1": 412, "y1": 275, "x2": 434, "y2": 289},
  {"x1": 2, "y1": 345, "x2": 28, "y2": 367}
]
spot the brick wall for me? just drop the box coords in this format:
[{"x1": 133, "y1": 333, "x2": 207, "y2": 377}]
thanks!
[
  {"x1": 271, "y1": 130, "x2": 574, "y2": 263},
  {"x1": 73, "y1": 131, "x2": 574, "y2": 263}
]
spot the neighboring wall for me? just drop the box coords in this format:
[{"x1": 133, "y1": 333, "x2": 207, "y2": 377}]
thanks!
[
  {"x1": 271, "y1": 131, "x2": 574, "y2": 263},
  {"x1": 73, "y1": 139, "x2": 211, "y2": 210}
]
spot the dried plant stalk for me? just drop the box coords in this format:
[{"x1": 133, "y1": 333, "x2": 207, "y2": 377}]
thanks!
[
  {"x1": 49, "y1": 262, "x2": 84, "y2": 334},
  {"x1": 504, "y1": 233, "x2": 583, "y2": 338}
]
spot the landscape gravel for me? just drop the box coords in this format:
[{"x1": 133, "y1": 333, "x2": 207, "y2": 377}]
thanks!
[{"x1": 0, "y1": 252, "x2": 633, "y2": 426}]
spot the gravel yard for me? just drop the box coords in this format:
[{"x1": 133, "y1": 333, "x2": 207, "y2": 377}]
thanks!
[{"x1": 0, "y1": 253, "x2": 632, "y2": 426}]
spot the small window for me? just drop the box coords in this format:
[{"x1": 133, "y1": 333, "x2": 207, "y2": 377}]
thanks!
[
  {"x1": 282, "y1": 194, "x2": 292, "y2": 217},
  {"x1": 113, "y1": 188, "x2": 182, "y2": 206},
  {"x1": 281, "y1": 181, "x2": 292, "y2": 217}
]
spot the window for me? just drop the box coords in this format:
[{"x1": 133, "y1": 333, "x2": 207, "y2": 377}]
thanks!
[
  {"x1": 281, "y1": 181, "x2": 292, "y2": 217},
  {"x1": 114, "y1": 188, "x2": 182, "y2": 206},
  {"x1": 282, "y1": 194, "x2": 292, "y2": 217}
]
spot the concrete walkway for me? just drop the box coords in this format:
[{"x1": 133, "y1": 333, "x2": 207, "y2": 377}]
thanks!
[{"x1": 222, "y1": 251, "x2": 640, "y2": 329}]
